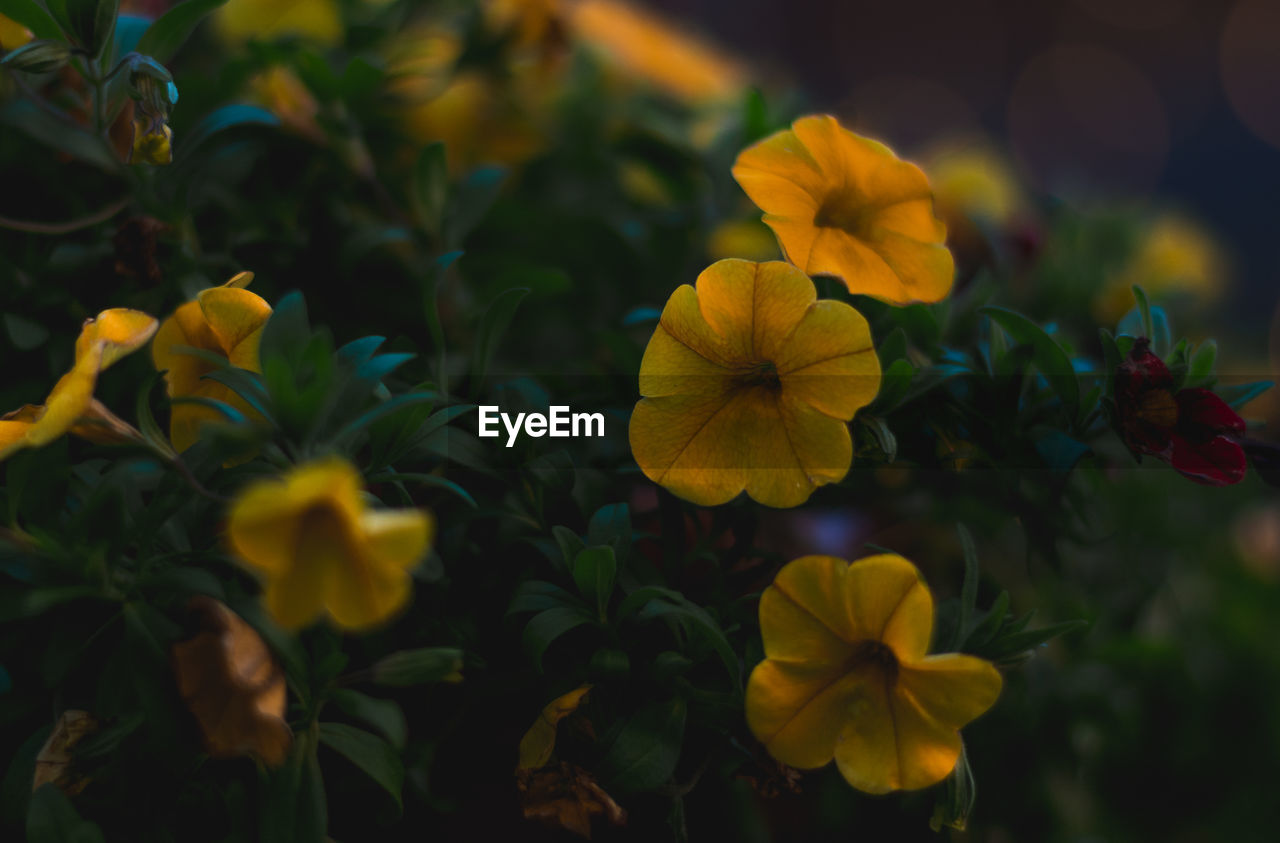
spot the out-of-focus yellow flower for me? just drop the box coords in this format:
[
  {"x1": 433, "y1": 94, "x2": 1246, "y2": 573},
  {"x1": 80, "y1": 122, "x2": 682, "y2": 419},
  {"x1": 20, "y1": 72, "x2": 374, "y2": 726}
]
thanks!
[
  {"x1": 1095, "y1": 215, "x2": 1226, "y2": 323},
  {"x1": 171, "y1": 597, "x2": 291, "y2": 766},
  {"x1": 1, "y1": 309, "x2": 158, "y2": 461},
  {"x1": 227, "y1": 457, "x2": 434, "y2": 631},
  {"x1": 708, "y1": 218, "x2": 780, "y2": 261},
  {"x1": 924, "y1": 142, "x2": 1023, "y2": 228},
  {"x1": 733, "y1": 115, "x2": 954, "y2": 305},
  {"x1": 214, "y1": 0, "x2": 343, "y2": 46},
  {"x1": 487, "y1": 0, "x2": 565, "y2": 51},
  {"x1": 130, "y1": 115, "x2": 173, "y2": 165},
  {"x1": 151, "y1": 272, "x2": 271, "y2": 452},
  {"x1": 249, "y1": 65, "x2": 323, "y2": 142},
  {"x1": 629, "y1": 259, "x2": 880, "y2": 508},
  {"x1": 568, "y1": 0, "x2": 745, "y2": 104},
  {"x1": 746, "y1": 554, "x2": 1002, "y2": 794},
  {"x1": 0, "y1": 12, "x2": 33, "y2": 50},
  {"x1": 518, "y1": 684, "x2": 592, "y2": 770},
  {"x1": 401, "y1": 71, "x2": 546, "y2": 173}
]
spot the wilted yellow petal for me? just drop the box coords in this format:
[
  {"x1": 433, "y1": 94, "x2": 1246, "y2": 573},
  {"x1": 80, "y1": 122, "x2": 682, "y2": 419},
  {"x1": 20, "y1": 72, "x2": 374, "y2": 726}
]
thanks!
[
  {"x1": 518, "y1": 685, "x2": 593, "y2": 771},
  {"x1": 733, "y1": 115, "x2": 954, "y2": 305},
  {"x1": 75, "y1": 308, "x2": 159, "y2": 369},
  {"x1": 23, "y1": 346, "x2": 103, "y2": 450}
]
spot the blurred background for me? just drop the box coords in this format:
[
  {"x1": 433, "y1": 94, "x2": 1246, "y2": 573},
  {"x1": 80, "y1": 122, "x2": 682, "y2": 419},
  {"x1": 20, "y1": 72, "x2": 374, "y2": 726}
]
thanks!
[{"x1": 649, "y1": 0, "x2": 1280, "y2": 343}]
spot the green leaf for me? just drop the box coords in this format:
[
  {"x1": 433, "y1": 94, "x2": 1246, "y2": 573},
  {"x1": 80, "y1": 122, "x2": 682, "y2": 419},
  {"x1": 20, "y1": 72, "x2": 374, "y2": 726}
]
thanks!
[
  {"x1": 175, "y1": 103, "x2": 279, "y2": 161},
  {"x1": 3, "y1": 313, "x2": 49, "y2": 350},
  {"x1": 981, "y1": 306, "x2": 1080, "y2": 421},
  {"x1": 328, "y1": 391, "x2": 440, "y2": 446},
  {"x1": 365, "y1": 471, "x2": 477, "y2": 508},
  {"x1": 471, "y1": 287, "x2": 529, "y2": 390},
  {"x1": 1218, "y1": 380, "x2": 1273, "y2": 410},
  {"x1": 1132, "y1": 285, "x2": 1154, "y2": 341},
  {"x1": 618, "y1": 587, "x2": 740, "y2": 686},
  {"x1": 869, "y1": 358, "x2": 914, "y2": 412},
  {"x1": 259, "y1": 291, "x2": 310, "y2": 367},
  {"x1": 858, "y1": 415, "x2": 896, "y2": 462},
  {"x1": 523, "y1": 606, "x2": 596, "y2": 671},
  {"x1": 370, "y1": 647, "x2": 463, "y2": 686},
  {"x1": 258, "y1": 729, "x2": 326, "y2": 843},
  {"x1": 1032, "y1": 428, "x2": 1092, "y2": 475},
  {"x1": 134, "y1": 0, "x2": 227, "y2": 62},
  {"x1": 600, "y1": 697, "x2": 687, "y2": 792},
  {"x1": 446, "y1": 165, "x2": 505, "y2": 247},
  {"x1": 327, "y1": 689, "x2": 407, "y2": 751},
  {"x1": 0, "y1": 0, "x2": 63, "y2": 40},
  {"x1": 1185, "y1": 339, "x2": 1218, "y2": 389},
  {"x1": 411, "y1": 141, "x2": 448, "y2": 236},
  {"x1": 572, "y1": 546, "x2": 616, "y2": 621},
  {"x1": 508, "y1": 580, "x2": 585, "y2": 615},
  {"x1": 27, "y1": 783, "x2": 106, "y2": 843},
  {"x1": 551, "y1": 525, "x2": 585, "y2": 575},
  {"x1": 952, "y1": 524, "x2": 979, "y2": 650},
  {"x1": 877, "y1": 326, "x2": 908, "y2": 364},
  {"x1": 964, "y1": 591, "x2": 1009, "y2": 651},
  {"x1": 0, "y1": 100, "x2": 118, "y2": 170},
  {"x1": 587, "y1": 503, "x2": 630, "y2": 561},
  {"x1": 46, "y1": 0, "x2": 118, "y2": 58}
]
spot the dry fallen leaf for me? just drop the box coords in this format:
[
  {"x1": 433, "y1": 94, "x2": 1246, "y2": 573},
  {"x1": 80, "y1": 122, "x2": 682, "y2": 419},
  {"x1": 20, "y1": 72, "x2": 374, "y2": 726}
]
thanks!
[
  {"x1": 33, "y1": 709, "x2": 99, "y2": 795},
  {"x1": 517, "y1": 761, "x2": 626, "y2": 839},
  {"x1": 171, "y1": 597, "x2": 291, "y2": 766}
]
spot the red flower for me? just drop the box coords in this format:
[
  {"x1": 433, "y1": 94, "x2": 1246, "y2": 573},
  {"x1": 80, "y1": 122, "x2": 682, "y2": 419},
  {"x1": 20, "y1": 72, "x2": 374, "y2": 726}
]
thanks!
[{"x1": 1114, "y1": 338, "x2": 1246, "y2": 485}]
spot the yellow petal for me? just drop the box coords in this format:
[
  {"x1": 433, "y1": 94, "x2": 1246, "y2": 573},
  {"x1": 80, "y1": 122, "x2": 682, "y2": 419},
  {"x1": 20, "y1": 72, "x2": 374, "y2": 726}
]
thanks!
[
  {"x1": 835, "y1": 656, "x2": 1001, "y2": 793},
  {"x1": 262, "y1": 551, "x2": 329, "y2": 631},
  {"x1": 518, "y1": 685, "x2": 593, "y2": 771},
  {"x1": 694, "y1": 259, "x2": 815, "y2": 362},
  {"x1": 791, "y1": 115, "x2": 933, "y2": 209},
  {"x1": 215, "y1": 0, "x2": 344, "y2": 46},
  {"x1": 629, "y1": 388, "x2": 752, "y2": 506},
  {"x1": 758, "y1": 556, "x2": 855, "y2": 664},
  {"x1": 323, "y1": 556, "x2": 411, "y2": 631},
  {"x1": 776, "y1": 300, "x2": 880, "y2": 419},
  {"x1": 641, "y1": 284, "x2": 739, "y2": 378},
  {"x1": 0, "y1": 416, "x2": 37, "y2": 460},
  {"x1": 732, "y1": 128, "x2": 826, "y2": 218},
  {"x1": 898, "y1": 653, "x2": 1003, "y2": 729},
  {"x1": 746, "y1": 658, "x2": 878, "y2": 770},
  {"x1": 225, "y1": 271, "x2": 255, "y2": 289},
  {"x1": 635, "y1": 322, "x2": 736, "y2": 398},
  {"x1": 24, "y1": 346, "x2": 103, "y2": 450},
  {"x1": 845, "y1": 554, "x2": 933, "y2": 660},
  {"x1": 805, "y1": 226, "x2": 913, "y2": 303},
  {"x1": 197, "y1": 287, "x2": 273, "y2": 361},
  {"x1": 152, "y1": 300, "x2": 217, "y2": 383},
  {"x1": 862, "y1": 229, "x2": 955, "y2": 305},
  {"x1": 227, "y1": 458, "x2": 363, "y2": 578},
  {"x1": 76, "y1": 308, "x2": 159, "y2": 370},
  {"x1": 0, "y1": 13, "x2": 34, "y2": 50},
  {"x1": 362, "y1": 509, "x2": 434, "y2": 571}
]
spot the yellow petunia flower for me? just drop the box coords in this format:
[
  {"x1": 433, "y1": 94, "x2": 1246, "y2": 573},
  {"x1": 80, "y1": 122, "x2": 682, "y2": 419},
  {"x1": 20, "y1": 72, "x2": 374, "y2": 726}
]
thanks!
[
  {"x1": 629, "y1": 259, "x2": 881, "y2": 508},
  {"x1": 1, "y1": 309, "x2": 158, "y2": 462},
  {"x1": 227, "y1": 457, "x2": 434, "y2": 631},
  {"x1": 151, "y1": 272, "x2": 272, "y2": 452},
  {"x1": 1095, "y1": 215, "x2": 1226, "y2": 323},
  {"x1": 732, "y1": 115, "x2": 955, "y2": 306},
  {"x1": 0, "y1": 12, "x2": 33, "y2": 50},
  {"x1": 924, "y1": 142, "x2": 1024, "y2": 229},
  {"x1": 214, "y1": 0, "x2": 343, "y2": 46},
  {"x1": 568, "y1": 0, "x2": 746, "y2": 105},
  {"x1": 129, "y1": 116, "x2": 173, "y2": 165},
  {"x1": 746, "y1": 554, "x2": 1002, "y2": 794}
]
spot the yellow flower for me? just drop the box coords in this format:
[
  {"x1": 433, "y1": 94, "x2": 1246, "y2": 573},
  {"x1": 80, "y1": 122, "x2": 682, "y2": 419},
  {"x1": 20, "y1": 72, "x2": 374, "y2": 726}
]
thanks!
[
  {"x1": 629, "y1": 259, "x2": 881, "y2": 508},
  {"x1": 0, "y1": 12, "x2": 33, "y2": 50},
  {"x1": 129, "y1": 115, "x2": 172, "y2": 165},
  {"x1": 732, "y1": 115, "x2": 954, "y2": 305},
  {"x1": 214, "y1": 0, "x2": 343, "y2": 46},
  {"x1": 924, "y1": 142, "x2": 1023, "y2": 228},
  {"x1": 1095, "y1": 215, "x2": 1226, "y2": 323},
  {"x1": 517, "y1": 684, "x2": 592, "y2": 770},
  {"x1": 568, "y1": 0, "x2": 746, "y2": 104},
  {"x1": 1, "y1": 309, "x2": 158, "y2": 462},
  {"x1": 151, "y1": 272, "x2": 272, "y2": 452},
  {"x1": 227, "y1": 457, "x2": 434, "y2": 631},
  {"x1": 707, "y1": 218, "x2": 780, "y2": 261},
  {"x1": 249, "y1": 65, "x2": 323, "y2": 143},
  {"x1": 746, "y1": 554, "x2": 1002, "y2": 794}
]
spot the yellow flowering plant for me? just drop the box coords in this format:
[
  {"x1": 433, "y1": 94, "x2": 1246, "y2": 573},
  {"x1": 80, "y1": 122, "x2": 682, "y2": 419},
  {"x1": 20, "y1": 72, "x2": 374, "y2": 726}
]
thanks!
[{"x1": 2, "y1": 1, "x2": 1276, "y2": 841}]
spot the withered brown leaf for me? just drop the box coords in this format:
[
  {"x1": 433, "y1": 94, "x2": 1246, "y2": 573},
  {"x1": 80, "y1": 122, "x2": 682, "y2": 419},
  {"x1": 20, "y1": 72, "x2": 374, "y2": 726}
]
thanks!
[
  {"x1": 517, "y1": 761, "x2": 626, "y2": 840},
  {"x1": 171, "y1": 597, "x2": 291, "y2": 766}
]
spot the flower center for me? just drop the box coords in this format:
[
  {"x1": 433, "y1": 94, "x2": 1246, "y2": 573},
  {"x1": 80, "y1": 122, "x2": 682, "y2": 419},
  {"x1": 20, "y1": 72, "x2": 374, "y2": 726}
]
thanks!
[
  {"x1": 814, "y1": 191, "x2": 877, "y2": 236},
  {"x1": 737, "y1": 360, "x2": 781, "y2": 391},
  {"x1": 1134, "y1": 388, "x2": 1178, "y2": 430},
  {"x1": 848, "y1": 639, "x2": 899, "y2": 685}
]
